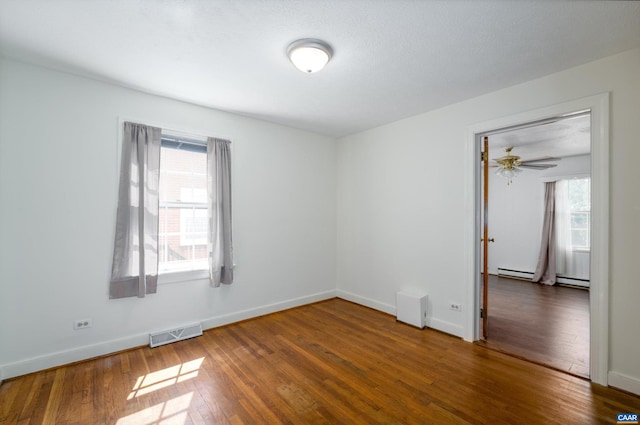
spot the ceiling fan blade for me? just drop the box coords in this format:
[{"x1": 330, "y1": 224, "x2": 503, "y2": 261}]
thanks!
[
  {"x1": 519, "y1": 164, "x2": 558, "y2": 170},
  {"x1": 520, "y1": 156, "x2": 562, "y2": 164}
]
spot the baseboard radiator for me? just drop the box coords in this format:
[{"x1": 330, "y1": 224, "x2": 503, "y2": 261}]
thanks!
[
  {"x1": 149, "y1": 323, "x2": 203, "y2": 348},
  {"x1": 497, "y1": 268, "x2": 534, "y2": 281},
  {"x1": 497, "y1": 267, "x2": 589, "y2": 288},
  {"x1": 396, "y1": 291, "x2": 428, "y2": 329}
]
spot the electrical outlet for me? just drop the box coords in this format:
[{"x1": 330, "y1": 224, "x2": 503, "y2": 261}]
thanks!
[
  {"x1": 449, "y1": 303, "x2": 462, "y2": 312},
  {"x1": 73, "y1": 319, "x2": 92, "y2": 330}
]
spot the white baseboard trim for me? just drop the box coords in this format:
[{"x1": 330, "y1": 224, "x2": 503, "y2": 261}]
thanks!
[
  {"x1": 0, "y1": 290, "x2": 337, "y2": 381},
  {"x1": 336, "y1": 290, "x2": 396, "y2": 315},
  {"x1": 0, "y1": 332, "x2": 150, "y2": 382},
  {"x1": 335, "y1": 290, "x2": 464, "y2": 338},
  {"x1": 426, "y1": 318, "x2": 464, "y2": 339},
  {"x1": 608, "y1": 371, "x2": 640, "y2": 396},
  {"x1": 200, "y1": 290, "x2": 336, "y2": 330}
]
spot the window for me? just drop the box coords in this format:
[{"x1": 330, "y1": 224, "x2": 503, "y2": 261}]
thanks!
[
  {"x1": 111, "y1": 121, "x2": 233, "y2": 297},
  {"x1": 179, "y1": 188, "x2": 208, "y2": 246},
  {"x1": 158, "y1": 134, "x2": 208, "y2": 273},
  {"x1": 567, "y1": 177, "x2": 590, "y2": 250}
]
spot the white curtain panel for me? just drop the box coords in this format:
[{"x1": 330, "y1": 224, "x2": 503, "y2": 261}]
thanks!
[
  {"x1": 110, "y1": 122, "x2": 162, "y2": 298},
  {"x1": 207, "y1": 138, "x2": 234, "y2": 287}
]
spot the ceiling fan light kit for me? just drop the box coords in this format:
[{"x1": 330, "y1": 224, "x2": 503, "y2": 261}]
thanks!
[
  {"x1": 493, "y1": 147, "x2": 560, "y2": 186},
  {"x1": 495, "y1": 166, "x2": 522, "y2": 177}
]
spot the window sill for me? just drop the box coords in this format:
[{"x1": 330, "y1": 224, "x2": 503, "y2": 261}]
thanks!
[
  {"x1": 572, "y1": 247, "x2": 591, "y2": 253},
  {"x1": 158, "y1": 269, "x2": 209, "y2": 285}
]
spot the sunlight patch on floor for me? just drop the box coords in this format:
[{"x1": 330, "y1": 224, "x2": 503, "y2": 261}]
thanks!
[
  {"x1": 117, "y1": 392, "x2": 194, "y2": 425},
  {"x1": 128, "y1": 357, "x2": 204, "y2": 399}
]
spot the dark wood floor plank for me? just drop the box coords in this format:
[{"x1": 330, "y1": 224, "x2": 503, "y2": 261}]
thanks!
[{"x1": 1, "y1": 298, "x2": 638, "y2": 424}]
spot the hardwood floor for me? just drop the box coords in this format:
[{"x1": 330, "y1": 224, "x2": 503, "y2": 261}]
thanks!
[
  {"x1": 478, "y1": 275, "x2": 590, "y2": 378},
  {"x1": 1, "y1": 298, "x2": 638, "y2": 424}
]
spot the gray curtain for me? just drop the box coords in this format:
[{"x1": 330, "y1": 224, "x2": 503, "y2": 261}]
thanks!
[
  {"x1": 532, "y1": 182, "x2": 557, "y2": 285},
  {"x1": 207, "y1": 138, "x2": 234, "y2": 287},
  {"x1": 110, "y1": 122, "x2": 162, "y2": 298}
]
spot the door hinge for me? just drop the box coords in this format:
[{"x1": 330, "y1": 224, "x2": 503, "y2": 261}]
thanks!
[
  {"x1": 481, "y1": 151, "x2": 488, "y2": 162},
  {"x1": 480, "y1": 308, "x2": 484, "y2": 318}
]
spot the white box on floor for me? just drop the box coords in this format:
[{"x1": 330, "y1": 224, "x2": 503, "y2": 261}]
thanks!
[{"x1": 396, "y1": 291, "x2": 428, "y2": 329}]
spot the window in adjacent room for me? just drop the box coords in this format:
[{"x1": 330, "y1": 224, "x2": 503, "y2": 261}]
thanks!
[
  {"x1": 158, "y1": 133, "x2": 208, "y2": 273},
  {"x1": 567, "y1": 177, "x2": 590, "y2": 250}
]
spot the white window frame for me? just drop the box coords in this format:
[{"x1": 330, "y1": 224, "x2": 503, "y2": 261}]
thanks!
[
  {"x1": 157, "y1": 132, "x2": 209, "y2": 280},
  {"x1": 179, "y1": 205, "x2": 208, "y2": 246},
  {"x1": 570, "y1": 211, "x2": 590, "y2": 251},
  {"x1": 567, "y1": 177, "x2": 591, "y2": 252}
]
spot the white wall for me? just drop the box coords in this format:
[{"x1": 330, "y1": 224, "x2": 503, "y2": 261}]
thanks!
[
  {"x1": 488, "y1": 154, "x2": 591, "y2": 278},
  {"x1": 336, "y1": 48, "x2": 640, "y2": 393},
  {"x1": 2, "y1": 48, "x2": 639, "y2": 395},
  {"x1": 0, "y1": 58, "x2": 337, "y2": 379}
]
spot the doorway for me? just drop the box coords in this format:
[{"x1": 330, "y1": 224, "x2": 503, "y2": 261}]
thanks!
[
  {"x1": 477, "y1": 113, "x2": 591, "y2": 377},
  {"x1": 464, "y1": 93, "x2": 610, "y2": 385}
]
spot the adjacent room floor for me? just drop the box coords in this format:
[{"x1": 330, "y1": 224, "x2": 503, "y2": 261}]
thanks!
[{"x1": 478, "y1": 275, "x2": 590, "y2": 378}]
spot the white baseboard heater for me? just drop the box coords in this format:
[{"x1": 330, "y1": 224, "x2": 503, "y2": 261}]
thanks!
[
  {"x1": 497, "y1": 268, "x2": 534, "y2": 280},
  {"x1": 149, "y1": 323, "x2": 203, "y2": 348},
  {"x1": 497, "y1": 267, "x2": 589, "y2": 288},
  {"x1": 396, "y1": 291, "x2": 428, "y2": 329}
]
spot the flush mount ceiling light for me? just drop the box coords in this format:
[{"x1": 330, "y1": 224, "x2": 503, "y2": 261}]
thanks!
[{"x1": 287, "y1": 39, "x2": 333, "y2": 73}]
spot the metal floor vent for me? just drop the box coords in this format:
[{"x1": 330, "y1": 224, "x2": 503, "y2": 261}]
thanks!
[{"x1": 149, "y1": 323, "x2": 203, "y2": 348}]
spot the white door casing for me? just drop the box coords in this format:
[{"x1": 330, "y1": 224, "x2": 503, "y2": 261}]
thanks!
[{"x1": 463, "y1": 93, "x2": 609, "y2": 385}]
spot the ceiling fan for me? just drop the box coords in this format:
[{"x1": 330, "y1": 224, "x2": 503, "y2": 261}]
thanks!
[{"x1": 492, "y1": 147, "x2": 560, "y2": 185}]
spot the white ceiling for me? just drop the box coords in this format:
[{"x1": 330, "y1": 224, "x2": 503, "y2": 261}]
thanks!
[
  {"x1": 0, "y1": 1, "x2": 638, "y2": 138},
  {"x1": 488, "y1": 113, "x2": 591, "y2": 161}
]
